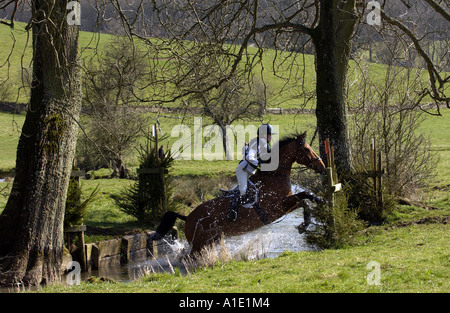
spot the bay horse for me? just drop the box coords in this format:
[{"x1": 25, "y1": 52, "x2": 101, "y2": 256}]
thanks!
[{"x1": 151, "y1": 132, "x2": 326, "y2": 255}]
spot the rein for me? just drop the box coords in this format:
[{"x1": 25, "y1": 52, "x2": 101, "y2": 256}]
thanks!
[
  {"x1": 259, "y1": 137, "x2": 319, "y2": 179},
  {"x1": 295, "y1": 137, "x2": 322, "y2": 169}
]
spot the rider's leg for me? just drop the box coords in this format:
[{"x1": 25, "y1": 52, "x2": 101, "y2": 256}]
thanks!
[
  {"x1": 227, "y1": 162, "x2": 248, "y2": 222},
  {"x1": 236, "y1": 162, "x2": 248, "y2": 196}
]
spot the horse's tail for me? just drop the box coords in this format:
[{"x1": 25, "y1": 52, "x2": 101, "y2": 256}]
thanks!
[{"x1": 149, "y1": 211, "x2": 187, "y2": 241}]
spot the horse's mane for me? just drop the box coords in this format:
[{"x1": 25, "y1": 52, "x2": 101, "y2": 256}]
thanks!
[{"x1": 277, "y1": 131, "x2": 307, "y2": 149}]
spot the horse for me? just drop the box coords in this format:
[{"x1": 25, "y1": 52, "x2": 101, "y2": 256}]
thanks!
[{"x1": 151, "y1": 132, "x2": 326, "y2": 255}]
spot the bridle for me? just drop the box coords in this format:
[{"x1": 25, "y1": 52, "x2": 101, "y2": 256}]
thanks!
[{"x1": 296, "y1": 137, "x2": 322, "y2": 170}]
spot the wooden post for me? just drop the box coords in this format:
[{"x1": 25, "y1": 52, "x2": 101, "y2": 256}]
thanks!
[
  {"x1": 371, "y1": 138, "x2": 377, "y2": 201},
  {"x1": 377, "y1": 150, "x2": 383, "y2": 205},
  {"x1": 64, "y1": 225, "x2": 87, "y2": 271},
  {"x1": 154, "y1": 123, "x2": 159, "y2": 160},
  {"x1": 154, "y1": 123, "x2": 166, "y2": 210},
  {"x1": 137, "y1": 121, "x2": 167, "y2": 213},
  {"x1": 324, "y1": 139, "x2": 342, "y2": 208},
  {"x1": 325, "y1": 138, "x2": 332, "y2": 168},
  {"x1": 368, "y1": 138, "x2": 384, "y2": 206}
]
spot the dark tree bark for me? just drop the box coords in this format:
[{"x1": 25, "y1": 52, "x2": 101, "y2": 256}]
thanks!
[
  {"x1": 312, "y1": 0, "x2": 357, "y2": 174},
  {"x1": 0, "y1": 0, "x2": 81, "y2": 286}
]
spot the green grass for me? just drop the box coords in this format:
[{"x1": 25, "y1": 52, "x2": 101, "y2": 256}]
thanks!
[
  {"x1": 2, "y1": 109, "x2": 444, "y2": 293},
  {"x1": 0, "y1": 23, "x2": 116, "y2": 103},
  {"x1": 418, "y1": 110, "x2": 450, "y2": 189},
  {"x1": 0, "y1": 111, "x2": 24, "y2": 170},
  {"x1": 40, "y1": 222, "x2": 449, "y2": 293},
  {"x1": 2, "y1": 22, "x2": 442, "y2": 110}
]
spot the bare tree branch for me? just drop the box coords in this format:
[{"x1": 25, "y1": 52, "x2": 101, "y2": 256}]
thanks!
[
  {"x1": 381, "y1": 9, "x2": 449, "y2": 107},
  {"x1": 0, "y1": 0, "x2": 18, "y2": 28},
  {"x1": 422, "y1": 0, "x2": 450, "y2": 22}
]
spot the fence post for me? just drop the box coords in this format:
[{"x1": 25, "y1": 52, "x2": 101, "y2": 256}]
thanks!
[
  {"x1": 324, "y1": 139, "x2": 342, "y2": 208},
  {"x1": 369, "y1": 138, "x2": 384, "y2": 206}
]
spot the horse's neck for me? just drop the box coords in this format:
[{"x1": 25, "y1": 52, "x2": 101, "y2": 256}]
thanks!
[
  {"x1": 254, "y1": 147, "x2": 295, "y2": 181},
  {"x1": 274, "y1": 144, "x2": 296, "y2": 177}
]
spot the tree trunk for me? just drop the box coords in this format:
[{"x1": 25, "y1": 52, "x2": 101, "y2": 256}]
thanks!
[
  {"x1": 220, "y1": 124, "x2": 233, "y2": 161},
  {"x1": 0, "y1": 0, "x2": 81, "y2": 286},
  {"x1": 312, "y1": 0, "x2": 357, "y2": 175}
]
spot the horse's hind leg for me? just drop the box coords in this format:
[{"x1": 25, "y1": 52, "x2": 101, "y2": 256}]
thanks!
[{"x1": 190, "y1": 235, "x2": 215, "y2": 256}]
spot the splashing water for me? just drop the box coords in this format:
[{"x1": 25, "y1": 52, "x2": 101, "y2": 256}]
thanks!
[{"x1": 224, "y1": 207, "x2": 317, "y2": 260}]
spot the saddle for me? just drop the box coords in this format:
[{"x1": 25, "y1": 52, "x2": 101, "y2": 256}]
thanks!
[{"x1": 221, "y1": 181, "x2": 270, "y2": 224}]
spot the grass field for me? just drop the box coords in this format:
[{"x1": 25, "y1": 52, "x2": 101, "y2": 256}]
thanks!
[
  {"x1": 1, "y1": 22, "x2": 441, "y2": 110},
  {"x1": 0, "y1": 22, "x2": 315, "y2": 108}
]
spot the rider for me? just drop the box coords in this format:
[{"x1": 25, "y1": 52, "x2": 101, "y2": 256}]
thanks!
[{"x1": 227, "y1": 123, "x2": 275, "y2": 222}]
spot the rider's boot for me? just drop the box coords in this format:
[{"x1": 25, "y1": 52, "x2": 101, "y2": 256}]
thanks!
[
  {"x1": 227, "y1": 194, "x2": 243, "y2": 222},
  {"x1": 227, "y1": 191, "x2": 255, "y2": 222}
]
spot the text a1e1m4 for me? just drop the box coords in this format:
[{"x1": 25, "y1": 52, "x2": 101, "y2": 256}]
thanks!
[{"x1": 179, "y1": 297, "x2": 270, "y2": 310}]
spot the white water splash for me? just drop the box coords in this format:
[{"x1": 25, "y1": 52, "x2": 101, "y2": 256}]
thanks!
[{"x1": 224, "y1": 207, "x2": 317, "y2": 260}]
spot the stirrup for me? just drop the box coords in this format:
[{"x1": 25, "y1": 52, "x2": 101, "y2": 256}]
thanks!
[
  {"x1": 227, "y1": 208, "x2": 238, "y2": 222},
  {"x1": 227, "y1": 195, "x2": 240, "y2": 222}
]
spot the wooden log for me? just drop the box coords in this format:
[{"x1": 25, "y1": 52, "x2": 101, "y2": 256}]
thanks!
[
  {"x1": 97, "y1": 238, "x2": 122, "y2": 260},
  {"x1": 87, "y1": 243, "x2": 99, "y2": 270},
  {"x1": 64, "y1": 225, "x2": 87, "y2": 233},
  {"x1": 121, "y1": 233, "x2": 147, "y2": 263},
  {"x1": 146, "y1": 232, "x2": 159, "y2": 258}
]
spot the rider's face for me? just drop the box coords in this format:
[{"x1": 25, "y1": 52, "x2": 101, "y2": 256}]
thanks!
[{"x1": 267, "y1": 134, "x2": 272, "y2": 143}]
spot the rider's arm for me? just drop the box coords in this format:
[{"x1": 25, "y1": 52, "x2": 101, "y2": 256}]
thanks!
[
  {"x1": 245, "y1": 139, "x2": 260, "y2": 173},
  {"x1": 247, "y1": 146, "x2": 259, "y2": 168}
]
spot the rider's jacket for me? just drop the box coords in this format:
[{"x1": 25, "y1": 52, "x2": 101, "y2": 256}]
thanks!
[{"x1": 241, "y1": 137, "x2": 271, "y2": 175}]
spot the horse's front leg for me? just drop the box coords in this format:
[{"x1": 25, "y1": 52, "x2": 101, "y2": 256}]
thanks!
[
  {"x1": 282, "y1": 190, "x2": 325, "y2": 209},
  {"x1": 282, "y1": 194, "x2": 303, "y2": 213},
  {"x1": 283, "y1": 191, "x2": 325, "y2": 233}
]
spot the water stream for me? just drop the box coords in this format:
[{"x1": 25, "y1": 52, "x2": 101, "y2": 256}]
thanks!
[{"x1": 84, "y1": 207, "x2": 317, "y2": 282}]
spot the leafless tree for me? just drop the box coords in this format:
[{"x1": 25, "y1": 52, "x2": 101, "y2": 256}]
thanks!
[
  {"x1": 182, "y1": 62, "x2": 268, "y2": 159},
  {"x1": 106, "y1": 0, "x2": 448, "y2": 173},
  {"x1": 79, "y1": 36, "x2": 150, "y2": 176}
]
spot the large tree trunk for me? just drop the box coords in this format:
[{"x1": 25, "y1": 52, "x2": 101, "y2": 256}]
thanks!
[
  {"x1": 0, "y1": 0, "x2": 81, "y2": 286},
  {"x1": 312, "y1": 0, "x2": 357, "y2": 174}
]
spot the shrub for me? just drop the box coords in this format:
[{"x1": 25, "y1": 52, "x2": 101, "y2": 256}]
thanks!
[
  {"x1": 345, "y1": 173, "x2": 397, "y2": 225},
  {"x1": 113, "y1": 143, "x2": 178, "y2": 226},
  {"x1": 305, "y1": 188, "x2": 366, "y2": 249},
  {"x1": 64, "y1": 176, "x2": 99, "y2": 228}
]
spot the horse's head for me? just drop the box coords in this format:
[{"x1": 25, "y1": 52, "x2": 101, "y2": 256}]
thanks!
[{"x1": 294, "y1": 133, "x2": 326, "y2": 175}]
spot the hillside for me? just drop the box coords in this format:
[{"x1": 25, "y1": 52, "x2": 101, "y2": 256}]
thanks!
[{"x1": 2, "y1": 21, "x2": 439, "y2": 111}]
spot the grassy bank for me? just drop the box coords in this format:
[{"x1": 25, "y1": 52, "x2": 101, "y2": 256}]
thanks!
[
  {"x1": 40, "y1": 220, "x2": 449, "y2": 293},
  {"x1": 1, "y1": 23, "x2": 440, "y2": 110}
]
